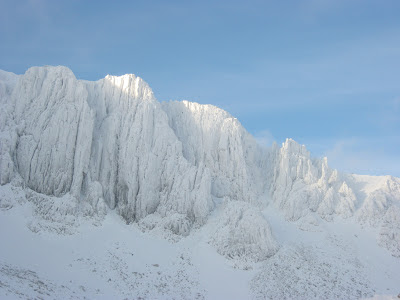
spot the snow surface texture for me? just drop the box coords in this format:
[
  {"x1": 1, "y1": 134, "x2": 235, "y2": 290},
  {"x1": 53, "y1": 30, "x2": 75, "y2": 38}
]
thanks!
[
  {"x1": 0, "y1": 66, "x2": 400, "y2": 298},
  {"x1": 251, "y1": 244, "x2": 373, "y2": 299},
  {"x1": 1, "y1": 183, "x2": 399, "y2": 299}
]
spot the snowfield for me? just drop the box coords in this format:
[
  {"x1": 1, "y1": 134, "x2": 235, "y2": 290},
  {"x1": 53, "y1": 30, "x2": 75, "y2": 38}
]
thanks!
[{"x1": 0, "y1": 66, "x2": 399, "y2": 299}]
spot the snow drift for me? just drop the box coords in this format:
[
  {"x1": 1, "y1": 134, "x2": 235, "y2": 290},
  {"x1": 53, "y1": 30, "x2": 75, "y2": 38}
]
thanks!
[{"x1": 0, "y1": 65, "x2": 399, "y2": 259}]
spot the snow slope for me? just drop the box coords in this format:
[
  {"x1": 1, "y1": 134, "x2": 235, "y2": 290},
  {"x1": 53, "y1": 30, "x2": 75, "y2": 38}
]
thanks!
[
  {"x1": 0, "y1": 65, "x2": 399, "y2": 299},
  {"x1": 0, "y1": 184, "x2": 399, "y2": 299}
]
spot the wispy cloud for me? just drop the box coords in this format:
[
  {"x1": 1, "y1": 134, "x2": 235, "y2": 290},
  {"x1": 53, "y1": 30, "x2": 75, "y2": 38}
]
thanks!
[
  {"x1": 254, "y1": 129, "x2": 276, "y2": 148},
  {"x1": 322, "y1": 136, "x2": 400, "y2": 177}
]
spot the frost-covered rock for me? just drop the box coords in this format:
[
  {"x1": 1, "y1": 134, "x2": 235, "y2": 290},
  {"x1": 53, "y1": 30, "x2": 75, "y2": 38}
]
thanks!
[
  {"x1": 12, "y1": 67, "x2": 94, "y2": 197},
  {"x1": 355, "y1": 175, "x2": 400, "y2": 225},
  {"x1": 210, "y1": 201, "x2": 278, "y2": 263},
  {"x1": 379, "y1": 205, "x2": 400, "y2": 257},
  {"x1": 268, "y1": 139, "x2": 400, "y2": 256},
  {"x1": 0, "y1": 66, "x2": 237, "y2": 235},
  {"x1": 162, "y1": 101, "x2": 268, "y2": 204},
  {"x1": 269, "y1": 139, "x2": 358, "y2": 220},
  {"x1": 0, "y1": 70, "x2": 18, "y2": 115},
  {"x1": 139, "y1": 212, "x2": 192, "y2": 239},
  {"x1": 0, "y1": 66, "x2": 271, "y2": 237},
  {"x1": 0, "y1": 70, "x2": 19, "y2": 185},
  {"x1": 0, "y1": 65, "x2": 399, "y2": 258},
  {"x1": 0, "y1": 67, "x2": 209, "y2": 231}
]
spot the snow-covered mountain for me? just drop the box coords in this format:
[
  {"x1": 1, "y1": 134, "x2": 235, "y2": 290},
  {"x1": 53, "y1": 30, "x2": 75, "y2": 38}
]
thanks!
[{"x1": 0, "y1": 66, "x2": 399, "y2": 299}]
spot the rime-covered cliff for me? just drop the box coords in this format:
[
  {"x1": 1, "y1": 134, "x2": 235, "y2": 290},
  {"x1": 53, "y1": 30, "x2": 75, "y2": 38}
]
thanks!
[{"x1": 0, "y1": 66, "x2": 399, "y2": 258}]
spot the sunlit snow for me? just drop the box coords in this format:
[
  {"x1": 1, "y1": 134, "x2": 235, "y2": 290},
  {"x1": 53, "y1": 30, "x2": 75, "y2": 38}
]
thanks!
[{"x1": 0, "y1": 66, "x2": 399, "y2": 299}]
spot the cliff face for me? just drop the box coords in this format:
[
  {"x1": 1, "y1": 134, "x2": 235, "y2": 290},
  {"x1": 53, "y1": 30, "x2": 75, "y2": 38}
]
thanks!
[
  {"x1": 0, "y1": 66, "x2": 399, "y2": 258},
  {"x1": 1, "y1": 66, "x2": 215, "y2": 231}
]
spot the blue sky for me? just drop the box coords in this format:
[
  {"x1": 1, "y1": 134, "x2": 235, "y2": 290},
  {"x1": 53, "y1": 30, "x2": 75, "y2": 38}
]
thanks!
[{"x1": 1, "y1": 0, "x2": 400, "y2": 176}]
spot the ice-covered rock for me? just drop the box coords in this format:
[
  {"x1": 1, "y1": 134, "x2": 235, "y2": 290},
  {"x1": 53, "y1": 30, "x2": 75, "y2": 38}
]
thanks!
[
  {"x1": 267, "y1": 138, "x2": 400, "y2": 256},
  {"x1": 0, "y1": 70, "x2": 20, "y2": 185},
  {"x1": 1, "y1": 67, "x2": 211, "y2": 231},
  {"x1": 0, "y1": 66, "x2": 271, "y2": 233},
  {"x1": 379, "y1": 205, "x2": 400, "y2": 257},
  {"x1": 11, "y1": 66, "x2": 94, "y2": 197},
  {"x1": 270, "y1": 139, "x2": 364, "y2": 221},
  {"x1": 1, "y1": 65, "x2": 399, "y2": 258},
  {"x1": 0, "y1": 69, "x2": 18, "y2": 111},
  {"x1": 210, "y1": 201, "x2": 278, "y2": 262},
  {"x1": 162, "y1": 100, "x2": 268, "y2": 204}
]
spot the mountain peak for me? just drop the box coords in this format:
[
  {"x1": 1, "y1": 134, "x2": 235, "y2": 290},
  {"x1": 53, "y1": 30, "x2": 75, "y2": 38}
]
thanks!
[
  {"x1": 103, "y1": 72, "x2": 155, "y2": 101},
  {"x1": 0, "y1": 64, "x2": 399, "y2": 260}
]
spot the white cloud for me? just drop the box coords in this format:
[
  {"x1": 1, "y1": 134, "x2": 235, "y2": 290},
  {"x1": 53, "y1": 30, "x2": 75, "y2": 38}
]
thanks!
[
  {"x1": 254, "y1": 129, "x2": 276, "y2": 148},
  {"x1": 323, "y1": 137, "x2": 400, "y2": 177}
]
